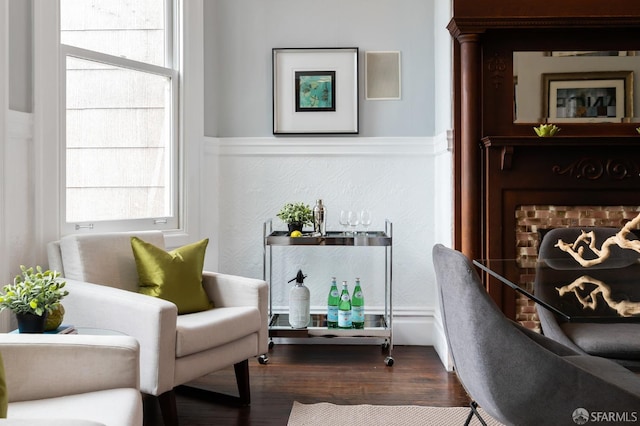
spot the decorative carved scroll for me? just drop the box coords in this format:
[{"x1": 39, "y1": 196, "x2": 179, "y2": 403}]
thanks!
[
  {"x1": 487, "y1": 52, "x2": 506, "y2": 89},
  {"x1": 500, "y1": 146, "x2": 513, "y2": 170},
  {"x1": 552, "y1": 158, "x2": 639, "y2": 180}
]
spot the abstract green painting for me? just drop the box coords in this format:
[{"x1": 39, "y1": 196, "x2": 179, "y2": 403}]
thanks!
[{"x1": 295, "y1": 71, "x2": 336, "y2": 112}]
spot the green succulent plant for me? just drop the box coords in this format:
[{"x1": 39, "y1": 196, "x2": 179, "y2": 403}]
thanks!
[
  {"x1": 277, "y1": 202, "x2": 313, "y2": 226},
  {"x1": 533, "y1": 123, "x2": 561, "y2": 137},
  {"x1": 0, "y1": 265, "x2": 68, "y2": 316}
]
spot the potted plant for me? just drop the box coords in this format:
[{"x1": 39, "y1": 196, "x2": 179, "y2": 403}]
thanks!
[
  {"x1": 277, "y1": 202, "x2": 313, "y2": 234},
  {"x1": 0, "y1": 265, "x2": 69, "y2": 333}
]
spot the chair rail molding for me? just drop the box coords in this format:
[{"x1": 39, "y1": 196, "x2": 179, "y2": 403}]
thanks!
[{"x1": 208, "y1": 136, "x2": 437, "y2": 157}]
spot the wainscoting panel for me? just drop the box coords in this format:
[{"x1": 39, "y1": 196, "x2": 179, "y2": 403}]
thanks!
[{"x1": 203, "y1": 135, "x2": 451, "y2": 346}]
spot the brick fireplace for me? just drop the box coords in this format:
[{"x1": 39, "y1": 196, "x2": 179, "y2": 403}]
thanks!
[
  {"x1": 514, "y1": 205, "x2": 640, "y2": 330},
  {"x1": 482, "y1": 136, "x2": 640, "y2": 321}
]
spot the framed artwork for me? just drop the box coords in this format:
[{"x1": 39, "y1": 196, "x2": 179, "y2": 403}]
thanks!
[
  {"x1": 295, "y1": 71, "x2": 336, "y2": 112},
  {"x1": 273, "y1": 47, "x2": 359, "y2": 134},
  {"x1": 542, "y1": 71, "x2": 634, "y2": 123}
]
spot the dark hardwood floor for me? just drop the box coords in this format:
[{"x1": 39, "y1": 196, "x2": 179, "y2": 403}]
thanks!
[{"x1": 143, "y1": 345, "x2": 471, "y2": 426}]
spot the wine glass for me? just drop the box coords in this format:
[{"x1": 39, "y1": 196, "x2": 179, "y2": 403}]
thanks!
[
  {"x1": 339, "y1": 210, "x2": 350, "y2": 235},
  {"x1": 348, "y1": 210, "x2": 359, "y2": 235},
  {"x1": 360, "y1": 210, "x2": 372, "y2": 235}
]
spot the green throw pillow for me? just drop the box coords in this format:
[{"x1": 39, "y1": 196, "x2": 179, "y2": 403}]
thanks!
[
  {"x1": 131, "y1": 237, "x2": 213, "y2": 314},
  {"x1": 0, "y1": 351, "x2": 7, "y2": 418}
]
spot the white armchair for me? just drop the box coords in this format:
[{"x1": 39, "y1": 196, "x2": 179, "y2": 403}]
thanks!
[
  {"x1": 47, "y1": 231, "x2": 268, "y2": 426},
  {"x1": 0, "y1": 333, "x2": 142, "y2": 426}
]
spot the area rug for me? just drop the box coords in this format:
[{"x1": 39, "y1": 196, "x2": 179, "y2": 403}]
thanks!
[{"x1": 287, "y1": 401, "x2": 505, "y2": 426}]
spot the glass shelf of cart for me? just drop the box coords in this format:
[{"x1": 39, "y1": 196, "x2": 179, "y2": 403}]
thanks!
[
  {"x1": 265, "y1": 231, "x2": 391, "y2": 246},
  {"x1": 268, "y1": 313, "x2": 390, "y2": 338}
]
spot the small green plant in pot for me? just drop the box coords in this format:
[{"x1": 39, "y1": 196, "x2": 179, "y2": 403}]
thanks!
[
  {"x1": 277, "y1": 202, "x2": 313, "y2": 234},
  {"x1": 0, "y1": 265, "x2": 69, "y2": 333}
]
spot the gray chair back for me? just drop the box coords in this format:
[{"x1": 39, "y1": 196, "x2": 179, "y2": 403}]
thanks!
[{"x1": 433, "y1": 244, "x2": 640, "y2": 426}]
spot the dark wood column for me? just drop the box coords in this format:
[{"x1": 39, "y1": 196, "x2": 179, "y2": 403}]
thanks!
[{"x1": 458, "y1": 34, "x2": 481, "y2": 261}]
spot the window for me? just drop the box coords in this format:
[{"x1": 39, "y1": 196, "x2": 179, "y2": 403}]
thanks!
[{"x1": 59, "y1": 0, "x2": 178, "y2": 232}]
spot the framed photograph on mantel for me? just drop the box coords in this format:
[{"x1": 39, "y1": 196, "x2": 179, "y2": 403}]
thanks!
[
  {"x1": 273, "y1": 47, "x2": 359, "y2": 135},
  {"x1": 543, "y1": 71, "x2": 634, "y2": 123}
]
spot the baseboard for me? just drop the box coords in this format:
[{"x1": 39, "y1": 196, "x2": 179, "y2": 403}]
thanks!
[{"x1": 431, "y1": 313, "x2": 453, "y2": 371}]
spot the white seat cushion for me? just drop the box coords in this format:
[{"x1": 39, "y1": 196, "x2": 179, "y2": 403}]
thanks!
[
  {"x1": 7, "y1": 388, "x2": 142, "y2": 426},
  {"x1": 175, "y1": 307, "x2": 261, "y2": 357}
]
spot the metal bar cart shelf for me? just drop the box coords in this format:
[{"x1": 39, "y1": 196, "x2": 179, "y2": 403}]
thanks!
[{"x1": 262, "y1": 219, "x2": 394, "y2": 366}]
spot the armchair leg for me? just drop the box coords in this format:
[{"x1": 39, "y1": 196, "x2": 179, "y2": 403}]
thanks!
[
  {"x1": 234, "y1": 359, "x2": 251, "y2": 405},
  {"x1": 158, "y1": 390, "x2": 179, "y2": 426}
]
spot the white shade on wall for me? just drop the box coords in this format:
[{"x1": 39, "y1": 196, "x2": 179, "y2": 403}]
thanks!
[{"x1": 365, "y1": 51, "x2": 401, "y2": 100}]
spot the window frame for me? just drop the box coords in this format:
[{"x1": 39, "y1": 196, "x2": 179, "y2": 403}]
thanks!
[
  {"x1": 59, "y1": 0, "x2": 181, "y2": 234},
  {"x1": 60, "y1": 46, "x2": 180, "y2": 233},
  {"x1": 34, "y1": 0, "x2": 204, "y2": 256}
]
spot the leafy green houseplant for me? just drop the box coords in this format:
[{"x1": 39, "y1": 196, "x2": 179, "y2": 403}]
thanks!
[
  {"x1": 0, "y1": 265, "x2": 68, "y2": 332},
  {"x1": 277, "y1": 202, "x2": 313, "y2": 232}
]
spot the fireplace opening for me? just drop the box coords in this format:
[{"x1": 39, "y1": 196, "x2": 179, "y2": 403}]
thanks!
[{"x1": 514, "y1": 205, "x2": 640, "y2": 331}]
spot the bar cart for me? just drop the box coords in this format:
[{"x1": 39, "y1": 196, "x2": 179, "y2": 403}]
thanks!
[{"x1": 261, "y1": 219, "x2": 394, "y2": 366}]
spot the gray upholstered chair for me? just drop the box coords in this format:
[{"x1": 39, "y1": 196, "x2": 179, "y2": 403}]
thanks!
[
  {"x1": 47, "y1": 231, "x2": 268, "y2": 426},
  {"x1": 433, "y1": 244, "x2": 640, "y2": 426},
  {"x1": 537, "y1": 227, "x2": 640, "y2": 371}
]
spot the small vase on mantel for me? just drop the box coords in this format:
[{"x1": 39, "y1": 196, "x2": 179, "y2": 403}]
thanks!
[{"x1": 16, "y1": 312, "x2": 48, "y2": 333}]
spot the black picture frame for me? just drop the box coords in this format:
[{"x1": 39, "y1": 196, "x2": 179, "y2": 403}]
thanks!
[
  {"x1": 272, "y1": 47, "x2": 359, "y2": 135},
  {"x1": 295, "y1": 71, "x2": 336, "y2": 112}
]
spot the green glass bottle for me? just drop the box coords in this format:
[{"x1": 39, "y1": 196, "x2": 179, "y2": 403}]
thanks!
[
  {"x1": 338, "y1": 281, "x2": 352, "y2": 329},
  {"x1": 327, "y1": 277, "x2": 339, "y2": 328},
  {"x1": 351, "y1": 278, "x2": 365, "y2": 329}
]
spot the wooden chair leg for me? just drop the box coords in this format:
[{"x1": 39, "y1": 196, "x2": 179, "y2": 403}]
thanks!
[
  {"x1": 234, "y1": 359, "x2": 251, "y2": 405},
  {"x1": 158, "y1": 389, "x2": 179, "y2": 426}
]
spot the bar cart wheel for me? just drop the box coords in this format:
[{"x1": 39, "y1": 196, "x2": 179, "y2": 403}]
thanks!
[
  {"x1": 384, "y1": 356, "x2": 394, "y2": 367},
  {"x1": 258, "y1": 354, "x2": 269, "y2": 365}
]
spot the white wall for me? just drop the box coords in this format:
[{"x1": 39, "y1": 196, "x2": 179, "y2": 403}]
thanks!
[
  {"x1": 203, "y1": 135, "x2": 451, "y2": 346},
  {"x1": 1, "y1": 0, "x2": 9, "y2": 330},
  {"x1": 199, "y1": 0, "x2": 453, "y2": 349},
  {"x1": 8, "y1": 0, "x2": 31, "y2": 112},
  {"x1": 2, "y1": 0, "x2": 35, "y2": 330},
  {"x1": 204, "y1": 0, "x2": 436, "y2": 137}
]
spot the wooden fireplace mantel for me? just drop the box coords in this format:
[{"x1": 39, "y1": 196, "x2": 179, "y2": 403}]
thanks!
[
  {"x1": 483, "y1": 136, "x2": 640, "y2": 171},
  {"x1": 450, "y1": 1, "x2": 640, "y2": 316}
]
